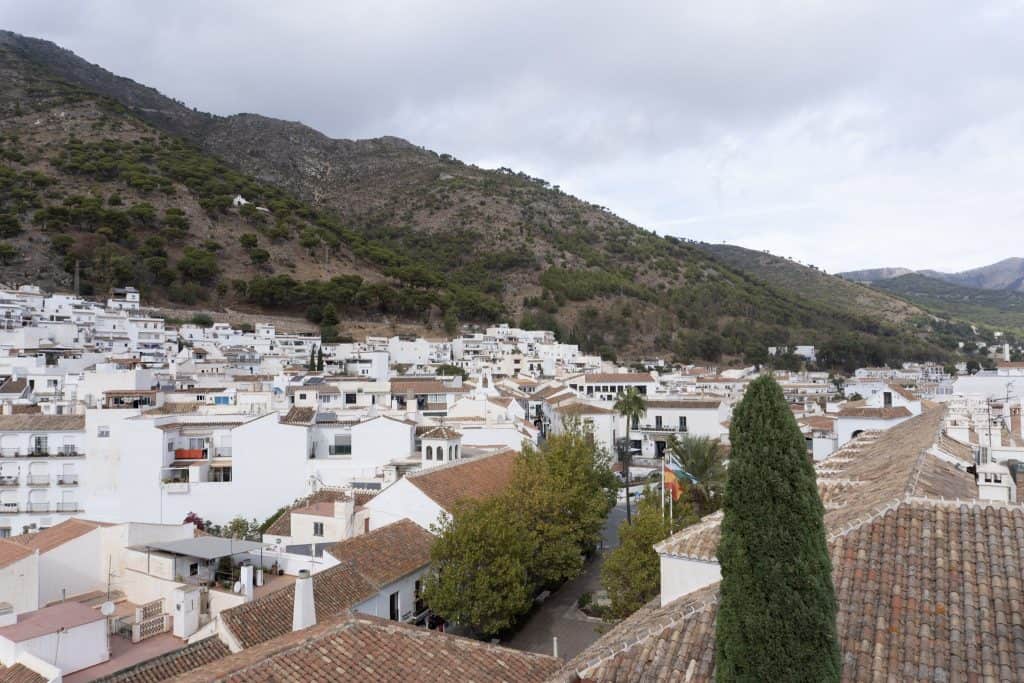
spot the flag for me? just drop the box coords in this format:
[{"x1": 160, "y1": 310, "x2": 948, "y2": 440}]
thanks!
[{"x1": 663, "y1": 454, "x2": 698, "y2": 502}]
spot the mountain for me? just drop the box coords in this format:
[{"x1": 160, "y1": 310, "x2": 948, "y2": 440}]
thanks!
[
  {"x1": 871, "y1": 273, "x2": 1024, "y2": 332},
  {"x1": 0, "y1": 30, "x2": 957, "y2": 366},
  {"x1": 836, "y1": 267, "x2": 914, "y2": 284},
  {"x1": 840, "y1": 258, "x2": 1024, "y2": 292}
]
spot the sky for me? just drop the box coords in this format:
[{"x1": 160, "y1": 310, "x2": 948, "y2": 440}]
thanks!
[{"x1": 2, "y1": 1, "x2": 1023, "y2": 273}]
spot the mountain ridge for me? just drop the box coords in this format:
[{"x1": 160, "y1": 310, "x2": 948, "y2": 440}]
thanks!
[
  {"x1": 0, "y1": 29, "x2": 958, "y2": 366},
  {"x1": 840, "y1": 257, "x2": 1024, "y2": 292}
]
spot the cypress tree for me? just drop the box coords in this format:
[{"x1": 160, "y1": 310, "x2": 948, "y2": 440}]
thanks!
[{"x1": 715, "y1": 376, "x2": 840, "y2": 682}]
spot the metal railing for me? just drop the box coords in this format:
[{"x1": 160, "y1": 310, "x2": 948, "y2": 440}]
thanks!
[
  {"x1": 57, "y1": 474, "x2": 79, "y2": 485},
  {"x1": 0, "y1": 476, "x2": 18, "y2": 487},
  {"x1": 56, "y1": 501, "x2": 79, "y2": 512},
  {"x1": 28, "y1": 502, "x2": 49, "y2": 512},
  {"x1": 633, "y1": 423, "x2": 688, "y2": 433},
  {"x1": 0, "y1": 503, "x2": 18, "y2": 513},
  {"x1": 27, "y1": 474, "x2": 49, "y2": 486}
]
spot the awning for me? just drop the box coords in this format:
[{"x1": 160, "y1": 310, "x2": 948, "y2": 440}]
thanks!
[
  {"x1": 139, "y1": 536, "x2": 266, "y2": 560},
  {"x1": 209, "y1": 459, "x2": 232, "y2": 467}
]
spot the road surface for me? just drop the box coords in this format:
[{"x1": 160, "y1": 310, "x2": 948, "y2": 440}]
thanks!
[{"x1": 503, "y1": 497, "x2": 629, "y2": 660}]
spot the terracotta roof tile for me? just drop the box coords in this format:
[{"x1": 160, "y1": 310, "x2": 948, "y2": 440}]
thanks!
[
  {"x1": 0, "y1": 415, "x2": 85, "y2": 431},
  {"x1": 11, "y1": 518, "x2": 113, "y2": 554},
  {"x1": 97, "y1": 637, "x2": 231, "y2": 682},
  {"x1": 0, "y1": 664, "x2": 46, "y2": 683},
  {"x1": 326, "y1": 520, "x2": 434, "y2": 588},
  {"x1": 837, "y1": 406, "x2": 912, "y2": 419},
  {"x1": 219, "y1": 563, "x2": 377, "y2": 650},
  {"x1": 264, "y1": 490, "x2": 351, "y2": 538},
  {"x1": 0, "y1": 538, "x2": 34, "y2": 569},
  {"x1": 172, "y1": 612, "x2": 559, "y2": 683},
  {"x1": 279, "y1": 407, "x2": 314, "y2": 425},
  {"x1": 583, "y1": 373, "x2": 655, "y2": 384},
  {"x1": 406, "y1": 449, "x2": 517, "y2": 512}
]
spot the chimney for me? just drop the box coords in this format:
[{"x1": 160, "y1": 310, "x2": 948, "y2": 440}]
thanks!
[
  {"x1": 1012, "y1": 403, "x2": 1022, "y2": 442},
  {"x1": 292, "y1": 569, "x2": 315, "y2": 632}
]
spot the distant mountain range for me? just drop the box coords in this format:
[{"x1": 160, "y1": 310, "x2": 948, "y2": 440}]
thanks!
[{"x1": 840, "y1": 258, "x2": 1024, "y2": 292}]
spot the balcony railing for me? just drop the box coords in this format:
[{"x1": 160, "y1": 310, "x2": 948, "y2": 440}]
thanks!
[
  {"x1": 56, "y1": 502, "x2": 80, "y2": 512},
  {"x1": 28, "y1": 502, "x2": 49, "y2": 513},
  {"x1": 633, "y1": 423, "x2": 688, "y2": 433},
  {"x1": 328, "y1": 445, "x2": 352, "y2": 456},
  {"x1": 57, "y1": 474, "x2": 79, "y2": 486},
  {"x1": 0, "y1": 476, "x2": 18, "y2": 487},
  {"x1": 0, "y1": 502, "x2": 18, "y2": 513},
  {"x1": 27, "y1": 474, "x2": 49, "y2": 486},
  {"x1": 0, "y1": 448, "x2": 83, "y2": 459}
]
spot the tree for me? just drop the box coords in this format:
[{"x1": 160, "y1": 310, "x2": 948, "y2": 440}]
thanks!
[
  {"x1": 602, "y1": 489, "x2": 695, "y2": 618},
  {"x1": 308, "y1": 346, "x2": 316, "y2": 371},
  {"x1": 666, "y1": 435, "x2": 726, "y2": 516},
  {"x1": 966, "y1": 359, "x2": 981, "y2": 374},
  {"x1": 316, "y1": 346, "x2": 324, "y2": 371},
  {"x1": 0, "y1": 242, "x2": 18, "y2": 265},
  {"x1": 613, "y1": 388, "x2": 646, "y2": 523},
  {"x1": 715, "y1": 376, "x2": 840, "y2": 682},
  {"x1": 221, "y1": 516, "x2": 260, "y2": 540},
  {"x1": 436, "y1": 363, "x2": 468, "y2": 381},
  {"x1": 443, "y1": 307, "x2": 459, "y2": 337},
  {"x1": 182, "y1": 511, "x2": 205, "y2": 531},
  {"x1": 422, "y1": 497, "x2": 534, "y2": 637},
  {"x1": 320, "y1": 302, "x2": 339, "y2": 327}
]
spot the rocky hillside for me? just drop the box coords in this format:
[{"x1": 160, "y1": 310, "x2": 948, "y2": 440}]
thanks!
[{"x1": 0, "y1": 30, "x2": 958, "y2": 366}]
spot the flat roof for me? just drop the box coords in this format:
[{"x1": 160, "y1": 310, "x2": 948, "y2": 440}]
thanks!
[
  {"x1": 0, "y1": 601, "x2": 103, "y2": 642},
  {"x1": 138, "y1": 536, "x2": 266, "y2": 560}
]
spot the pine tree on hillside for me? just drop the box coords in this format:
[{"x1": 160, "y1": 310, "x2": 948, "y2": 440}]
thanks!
[{"x1": 715, "y1": 375, "x2": 840, "y2": 682}]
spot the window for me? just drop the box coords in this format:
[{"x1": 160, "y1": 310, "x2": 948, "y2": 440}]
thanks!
[
  {"x1": 448, "y1": 446, "x2": 453, "y2": 459},
  {"x1": 679, "y1": 416, "x2": 687, "y2": 432},
  {"x1": 299, "y1": 393, "x2": 307, "y2": 400},
  {"x1": 883, "y1": 392, "x2": 893, "y2": 408},
  {"x1": 630, "y1": 416, "x2": 639, "y2": 429},
  {"x1": 330, "y1": 435, "x2": 352, "y2": 456},
  {"x1": 655, "y1": 415, "x2": 663, "y2": 429},
  {"x1": 345, "y1": 393, "x2": 357, "y2": 405},
  {"x1": 389, "y1": 591, "x2": 400, "y2": 621},
  {"x1": 189, "y1": 563, "x2": 199, "y2": 576},
  {"x1": 313, "y1": 522, "x2": 324, "y2": 537},
  {"x1": 415, "y1": 579, "x2": 425, "y2": 614},
  {"x1": 426, "y1": 446, "x2": 433, "y2": 460}
]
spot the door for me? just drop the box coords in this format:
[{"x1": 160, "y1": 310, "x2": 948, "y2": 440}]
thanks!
[{"x1": 389, "y1": 591, "x2": 400, "y2": 621}]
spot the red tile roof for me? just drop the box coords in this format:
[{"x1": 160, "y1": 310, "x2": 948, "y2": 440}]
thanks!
[
  {"x1": 264, "y1": 490, "x2": 352, "y2": 538},
  {"x1": 172, "y1": 612, "x2": 559, "y2": 683},
  {"x1": 583, "y1": 373, "x2": 655, "y2": 384},
  {"x1": 837, "y1": 406, "x2": 912, "y2": 419},
  {"x1": 0, "y1": 538, "x2": 34, "y2": 570},
  {"x1": 0, "y1": 664, "x2": 46, "y2": 683},
  {"x1": 11, "y1": 518, "x2": 113, "y2": 554},
  {"x1": 325, "y1": 520, "x2": 434, "y2": 588},
  {"x1": 219, "y1": 563, "x2": 377, "y2": 650},
  {"x1": 405, "y1": 449, "x2": 518, "y2": 512},
  {"x1": 97, "y1": 636, "x2": 231, "y2": 682}
]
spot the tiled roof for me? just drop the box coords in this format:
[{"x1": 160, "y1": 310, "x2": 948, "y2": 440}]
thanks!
[
  {"x1": 390, "y1": 379, "x2": 448, "y2": 394},
  {"x1": 555, "y1": 402, "x2": 616, "y2": 416},
  {"x1": 325, "y1": 520, "x2": 434, "y2": 588},
  {"x1": 219, "y1": 562, "x2": 377, "y2": 650},
  {"x1": 174, "y1": 612, "x2": 559, "y2": 683},
  {"x1": 938, "y1": 433, "x2": 974, "y2": 463},
  {"x1": 0, "y1": 414, "x2": 85, "y2": 431},
  {"x1": 799, "y1": 415, "x2": 837, "y2": 432},
  {"x1": 96, "y1": 636, "x2": 231, "y2": 682},
  {"x1": 264, "y1": 489, "x2": 351, "y2": 537},
  {"x1": 657, "y1": 408, "x2": 971, "y2": 561},
  {"x1": 11, "y1": 518, "x2": 113, "y2": 554},
  {"x1": 531, "y1": 384, "x2": 569, "y2": 401},
  {"x1": 886, "y1": 383, "x2": 919, "y2": 401},
  {"x1": 566, "y1": 408, "x2": 1021, "y2": 682},
  {"x1": 837, "y1": 406, "x2": 912, "y2": 419},
  {"x1": 569, "y1": 501, "x2": 1024, "y2": 683},
  {"x1": 0, "y1": 377, "x2": 28, "y2": 395},
  {"x1": 0, "y1": 538, "x2": 34, "y2": 569},
  {"x1": 0, "y1": 664, "x2": 46, "y2": 683},
  {"x1": 280, "y1": 407, "x2": 315, "y2": 425},
  {"x1": 405, "y1": 449, "x2": 517, "y2": 512},
  {"x1": 419, "y1": 426, "x2": 462, "y2": 440}
]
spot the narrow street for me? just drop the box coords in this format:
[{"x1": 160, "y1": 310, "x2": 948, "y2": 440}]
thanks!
[{"x1": 503, "y1": 496, "x2": 629, "y2": 660}]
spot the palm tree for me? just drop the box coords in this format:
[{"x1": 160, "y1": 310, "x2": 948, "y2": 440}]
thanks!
[
  {"x1": 614, "y1": 388, "x2": 647, "y2": 524},
  {"x1": 667, "y1": 434, "x2": 726, "y2": 516}
]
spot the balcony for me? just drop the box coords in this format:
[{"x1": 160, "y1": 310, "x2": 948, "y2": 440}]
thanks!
[
  {"x1": 0, "y1": 476, "x2": 18, "y2": 487},
  {"x1": 27, "y1": 474, "x2": 49, "y2": 486},
  {"x1": 55, "y1": 448, "x2": 83, "y2": 458},
  {"x1": 56, "y1": 501, "x2": 80, "y2": 513},
  {"x1": 328, "y1": 445, "x2": 352, "y2": 456},
  {"x1": 28, "y1": 502, "x2": 49, "y2": 513},
  {"x1": 57, "y1": 474, "x2": 79, "y2": 486},
  {"x1": 0, "y1": 502, "x2": 18, "y2": 514},
  {"x1": 174, "y1": 448, "x2": 206, "y2": 460},
  {"x1": 633, "y1": 423, "x2": 688, "y2": 434}
]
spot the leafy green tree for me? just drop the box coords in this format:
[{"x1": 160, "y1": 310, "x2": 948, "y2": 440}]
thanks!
[
  {"x1": 307, "y1": 346, "x2": 316, "y2": 371},
  {"x1": 320, "y1": 302, "x2": 339, "y2": 327},
  {"x1": 316, "y1": 346, "x2": 324, "y2": 371},
  {"x1": 602, "y1": 489, "x2": 695, "y2": 618},
  {"x1": 443, "y1": 307, "x2": 459, "y2": 337},
  {"x1": 422, "y1": 497, "x2": 534, "y2": 637},
  {"x1": 666, "y1": 435, "x2": 726, "y2": 516},
  {"x1": 0, "y1": 242, "x2": 18, "y2": 265},
  {"x1": 177, "y1": 247, "x2": 219, "y2": 284},
  {"x1": 715, "y1": 376, "x2": 840, "y2": 682},
  {"x1": 435, "y1": 363, "x2": 468, "y2": 381}
]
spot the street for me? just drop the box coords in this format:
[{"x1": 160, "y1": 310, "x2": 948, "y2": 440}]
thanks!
[{"x1": 502, "y1": 496, "x2": 629, "y2": 660}]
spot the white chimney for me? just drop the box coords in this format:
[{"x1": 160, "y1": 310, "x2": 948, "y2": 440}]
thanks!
[
  {"x1": 240, "y1": 565, "x2": 254, "y2": 603},
  {"x1": 292, "y1": 569, "x2": 315, "y2": 631}
]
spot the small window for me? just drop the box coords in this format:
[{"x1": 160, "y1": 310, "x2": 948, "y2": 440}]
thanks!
[
  {"x1": 313, "y1": 522, "x2": 324, "y2": 537},
  {"x1": 189, "y1": 562, "x2": 198, "y2": 576},
  {"x1": 299, "y1": 393, "x2": 307, "y2": 400},
  {"x1": 426, "y1": 446, "x2": 433, "y2": 460}
]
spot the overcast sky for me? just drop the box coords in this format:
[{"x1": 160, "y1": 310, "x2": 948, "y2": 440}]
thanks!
[{"x1": 2, "y1": 1, "x2": 1023, "y2": 273}]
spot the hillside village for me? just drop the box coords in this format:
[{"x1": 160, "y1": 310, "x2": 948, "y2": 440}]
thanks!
[{"x1": 0, "y1": 285, "x2": 1019, "y2": 680}]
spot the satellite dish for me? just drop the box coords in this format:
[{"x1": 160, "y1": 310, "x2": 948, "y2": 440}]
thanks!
[
  {"x1": 100, "y1": 601, "x2": 115, "y2": 616},
  {"x1": 232, "y1": 581, "x2": 242, "y2": 594}
]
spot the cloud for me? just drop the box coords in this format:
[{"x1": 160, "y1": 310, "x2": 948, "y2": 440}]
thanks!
[{"x1": 2, "y1": 0, "x2": 1023, "y2": 272}]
